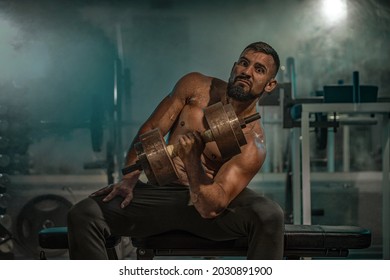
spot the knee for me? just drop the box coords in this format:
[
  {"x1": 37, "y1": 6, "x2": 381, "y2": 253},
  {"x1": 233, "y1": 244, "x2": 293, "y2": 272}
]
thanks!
[
  {"x1": 248, "y1": 199, "x2": 284, "y2": 233},
  {"x1": 67, "y1": 197, "x2": 101, "y2": 227}
]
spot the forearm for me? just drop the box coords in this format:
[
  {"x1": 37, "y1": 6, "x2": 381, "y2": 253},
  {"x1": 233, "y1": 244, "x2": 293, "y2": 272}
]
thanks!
[
  {"x1": 184, "y1": 158, "x2": 227, "y2": 218},
  {"x1": 124, "y1": 93, "x2": 185, "y2": 167},
  {"x1": 122, "y1": 126, "x2": 153, "y2": 179},
  {"x1": 124, "y1": 138, "x2": 141, "y2": 167}
]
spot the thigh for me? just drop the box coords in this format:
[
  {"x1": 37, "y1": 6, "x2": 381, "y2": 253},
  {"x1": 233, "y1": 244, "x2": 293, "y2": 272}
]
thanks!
[
  {"x1": 90, "y1": 183, "x2": 271, "y2": 241},
  {"x1": 91, "y1": 181, "x2": 192, "y2": 237},
  {"x1": 214, "y1": 187, "x2": 282, "y2": 235},
  {"x1": 174, "y1": 188, "x2": 270, "y2": 240}
]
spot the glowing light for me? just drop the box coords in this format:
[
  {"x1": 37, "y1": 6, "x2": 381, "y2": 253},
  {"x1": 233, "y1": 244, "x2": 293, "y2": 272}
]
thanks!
[{"x1": 322, "y1": 0, "x2": 347, "y2": 23}]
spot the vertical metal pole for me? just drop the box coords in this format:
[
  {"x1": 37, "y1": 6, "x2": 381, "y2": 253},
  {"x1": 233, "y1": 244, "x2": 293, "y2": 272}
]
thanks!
[
  {"x1": 327, "y1": 128, "x2": 335, "y2": 172},
  {"x1": 352, "y1": 71, "x2": 360, "y2": 103},
  {"x1": 301, "y1": 110, "x2": 312, "y2": 225},
  {"x1": 343, "y1": 126, "x2": 350, "y2": 172},
  {"x1": 292, "y1": 127, "x2": 302, "y2": 224},
  {"x1": 286, "y1": 57, "x2": 303, "y2": 224},
  {"x1": 382, "y1": 113, "x2": 390, "y2": 259},
  {"x1": 286, "y1": 57, "x2": 297, "y2": 99},
  {"x1": 115, "y1": 23, "x2": 125, "y2": 177}
]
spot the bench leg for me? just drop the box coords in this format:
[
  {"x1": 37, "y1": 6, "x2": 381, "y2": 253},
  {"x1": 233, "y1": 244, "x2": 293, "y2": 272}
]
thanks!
[
  {"x1": 40, "y1": 251, "x2": 47, "y2": 260},
  {"x1": 107, "y1": 247, "x2": 119, "y2": 260},
  {"x1": 136, "y1": 248, "x2": 154, "y2": 260}
]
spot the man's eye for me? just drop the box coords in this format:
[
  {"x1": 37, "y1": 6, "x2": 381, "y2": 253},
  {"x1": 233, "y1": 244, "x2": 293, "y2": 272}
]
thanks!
[
  {"x1": 256, "y1": 67, "x2": 265, "y2": 74},
  {"x1": 238, "y1": 60, "x2": 248, "y2": 66}
]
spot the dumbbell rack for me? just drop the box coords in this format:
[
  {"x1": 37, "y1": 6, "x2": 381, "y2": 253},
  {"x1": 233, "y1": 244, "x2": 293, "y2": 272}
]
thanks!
[
  {"x1": 0, "y1": 173, "x2": 13, "y2": 259},
  {"x1": 0, "y1": 89, "x2": 33, "y2": 259}
]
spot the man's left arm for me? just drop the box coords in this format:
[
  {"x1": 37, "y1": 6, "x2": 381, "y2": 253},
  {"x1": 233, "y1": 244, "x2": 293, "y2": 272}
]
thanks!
[{"x1": 179, "y1": 132, "x2": 265, "y2": 219}]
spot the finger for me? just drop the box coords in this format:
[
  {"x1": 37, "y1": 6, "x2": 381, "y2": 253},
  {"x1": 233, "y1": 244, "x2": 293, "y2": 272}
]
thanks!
[
  {"x1": 90, "y1": 185, "x2": 113, "y2": 197},
  {"x1": 179, "y1": 136, "x2": 187, "y2": 146},
  {"x1": 120, "y1": 193, "x2": 134, "y2": 209},
  {"x1": 102, "y1": 189, "x2": 117, "y2": 202},
  {"x1": 186, "y1": 132, "x2": 192, "y2": 137},
  {"x1": 182, "y1": 134, "x2": 193, "y2": 144},
  {"x1": 103, "y1": 188, "x2": 118, "y2": 202},
  {"x1": 190, "y1": 132, "x2": 199, "y2": 143},
  {"x1": 193, "y1": 131, "x2": 202, "y2": 141}
]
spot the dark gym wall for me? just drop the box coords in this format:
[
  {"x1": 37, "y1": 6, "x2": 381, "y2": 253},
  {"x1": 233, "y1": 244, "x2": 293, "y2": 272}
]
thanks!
[
  {"x1": 0, "y1": 1, "x2": 115, "y2": 174},
  {"x1": 1, "y1": 0, "x2": 389, "y2": 174}
]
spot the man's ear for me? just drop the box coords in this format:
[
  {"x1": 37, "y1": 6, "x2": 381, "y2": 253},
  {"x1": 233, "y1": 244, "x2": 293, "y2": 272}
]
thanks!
[{"x1": 264, "y1": 78, "x2": 277, "y2": 93}]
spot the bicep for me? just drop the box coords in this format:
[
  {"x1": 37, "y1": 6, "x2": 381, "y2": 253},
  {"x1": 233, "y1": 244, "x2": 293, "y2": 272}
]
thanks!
[
  {"x1": 138, "y1": 94, "x2": 185, "y2": 135},
  {"x1": 137, "y1": 72, "x2": 203, "y2": 136},
  {"x1": 214, "y1": 142, "x2": 266, "y2": 204}
]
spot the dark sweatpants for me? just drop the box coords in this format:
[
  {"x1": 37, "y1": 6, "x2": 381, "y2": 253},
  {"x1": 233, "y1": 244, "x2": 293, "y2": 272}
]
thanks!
[{"x1": 67, "y1": 180, "x2": 284, "y2": 259}]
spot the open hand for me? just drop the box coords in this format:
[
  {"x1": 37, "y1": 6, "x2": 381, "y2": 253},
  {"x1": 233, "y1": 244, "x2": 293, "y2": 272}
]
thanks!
[{"x1": 90, "y1": 176, "x2": 138, "y2": 208}]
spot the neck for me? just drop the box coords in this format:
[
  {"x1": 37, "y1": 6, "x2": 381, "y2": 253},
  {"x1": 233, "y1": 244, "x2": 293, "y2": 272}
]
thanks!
[{"x1": 225, "y1": 95, "x2": 259, "y2": 118}]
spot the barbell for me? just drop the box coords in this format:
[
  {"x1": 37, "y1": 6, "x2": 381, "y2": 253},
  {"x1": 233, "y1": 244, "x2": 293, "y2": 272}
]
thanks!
[{"x1": 121, "y1": 102, "x2": 260, "y2": 186}]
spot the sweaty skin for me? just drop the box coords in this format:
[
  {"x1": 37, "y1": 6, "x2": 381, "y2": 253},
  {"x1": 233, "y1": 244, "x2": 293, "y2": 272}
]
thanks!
[{"x1": 91, "y1": 50, "x2": 278, "y2": 219}]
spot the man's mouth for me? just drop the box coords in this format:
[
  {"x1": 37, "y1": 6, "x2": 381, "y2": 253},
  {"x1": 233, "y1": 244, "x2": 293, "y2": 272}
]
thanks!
[{"x1": 235, "y1": 78, "x2": 251, "y2": 87}]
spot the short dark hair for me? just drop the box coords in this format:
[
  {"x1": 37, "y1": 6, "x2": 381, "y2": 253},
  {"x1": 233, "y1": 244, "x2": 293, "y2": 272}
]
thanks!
[{"x1": 241, "y1": 41, "x2": 280, "y2": 77}]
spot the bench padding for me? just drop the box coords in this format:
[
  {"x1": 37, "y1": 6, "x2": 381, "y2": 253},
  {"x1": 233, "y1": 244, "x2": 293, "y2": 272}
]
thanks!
[
  {"x1": 131, "y1": 225, "x2": 371, "y2": 258},
  {"x1": 39, "y1": 224, "x2": 371, "y2": 259}
]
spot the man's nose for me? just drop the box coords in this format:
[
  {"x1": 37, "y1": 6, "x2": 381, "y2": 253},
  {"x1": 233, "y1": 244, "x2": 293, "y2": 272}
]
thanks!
[{"x1": 241, "y1": 66, "x2": 253, "y2": 77}]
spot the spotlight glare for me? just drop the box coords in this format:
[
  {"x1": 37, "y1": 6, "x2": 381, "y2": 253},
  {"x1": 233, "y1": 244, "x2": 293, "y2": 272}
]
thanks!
[{"x1": 322, "y1": 0, "x2": 347, "y2": 23}]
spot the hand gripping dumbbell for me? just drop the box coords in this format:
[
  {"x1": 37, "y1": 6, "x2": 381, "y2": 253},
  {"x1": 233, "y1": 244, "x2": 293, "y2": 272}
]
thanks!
[{"x1": 121, "y1": 102, "x2": 260, "y2": 186}]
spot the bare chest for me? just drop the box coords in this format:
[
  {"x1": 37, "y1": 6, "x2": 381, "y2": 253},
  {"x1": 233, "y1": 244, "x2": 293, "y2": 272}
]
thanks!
[{"x1": 168, "y1": 104, "x2": 226, "y2": 168}]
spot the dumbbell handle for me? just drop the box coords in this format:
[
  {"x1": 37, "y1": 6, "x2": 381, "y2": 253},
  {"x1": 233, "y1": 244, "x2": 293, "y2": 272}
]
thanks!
[
  {"x1": 122, "y1": 112, "x2": 260, "y2": 175},
  {"x1": 243, "y1": 113, "x2": 261, "y2": 125}
]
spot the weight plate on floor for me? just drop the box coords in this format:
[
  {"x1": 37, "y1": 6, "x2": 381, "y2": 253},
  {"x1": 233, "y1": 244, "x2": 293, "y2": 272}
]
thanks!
[{"x1": 16, "y1": 194, "x2": 72, "y2": 259}]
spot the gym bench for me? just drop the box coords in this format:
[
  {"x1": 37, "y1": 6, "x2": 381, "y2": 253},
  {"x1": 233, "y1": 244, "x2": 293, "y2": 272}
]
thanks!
[{"x1": 38, "y1": 224, "x2": 371, "y2": 260}]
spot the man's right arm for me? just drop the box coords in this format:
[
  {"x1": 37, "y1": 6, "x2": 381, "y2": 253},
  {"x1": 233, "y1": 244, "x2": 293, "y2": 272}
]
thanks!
[
  {"x1": 94, "y1": 72, "x2": 205, "y2": 207},
  {"x1": 123, "y1": 72, "x2": 208, "y2": 167},
  {"x1": 123, "y1": 94, "x2": 184, "y2": 168},
  {"x1": 91, "y1": 91, "x2": 186, "y2": 206}
]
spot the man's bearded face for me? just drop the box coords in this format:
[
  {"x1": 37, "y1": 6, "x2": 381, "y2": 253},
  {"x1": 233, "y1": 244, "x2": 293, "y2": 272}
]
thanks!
[{"x1": 227, "y1": 82, "x2": 258, "y2": 101}]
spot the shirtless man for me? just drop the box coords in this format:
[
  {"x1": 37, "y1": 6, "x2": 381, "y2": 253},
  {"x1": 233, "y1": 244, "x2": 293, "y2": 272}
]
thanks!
[{"x1": 67, "y1": 41, "x2": 284, "y2": 259}]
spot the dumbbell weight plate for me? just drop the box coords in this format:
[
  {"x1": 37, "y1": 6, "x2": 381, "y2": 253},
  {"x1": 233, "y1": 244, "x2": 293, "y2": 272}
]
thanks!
[
  {"x1": 204, "y1": 103, "x2": 246, "y2": 159},
  {"x1": 16, "y1": 194, "x2": 72, "y2": 259},
  {"x1": 135, "y1": 129, "x2": 179, "y2": 186},
  {"x1": 224, "y1": 103, "x2": 247, "y2": 147}
]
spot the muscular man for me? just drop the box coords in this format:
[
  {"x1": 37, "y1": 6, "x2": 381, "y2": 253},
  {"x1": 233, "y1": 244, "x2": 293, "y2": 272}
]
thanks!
[{"x1": 67, "y1": 41, "x2": 284, "y2": 259}]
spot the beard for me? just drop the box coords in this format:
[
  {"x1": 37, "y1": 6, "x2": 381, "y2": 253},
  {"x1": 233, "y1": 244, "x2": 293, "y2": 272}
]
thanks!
[{"x1": 227, "y1": 82, "x2": 258, "y2": 102}]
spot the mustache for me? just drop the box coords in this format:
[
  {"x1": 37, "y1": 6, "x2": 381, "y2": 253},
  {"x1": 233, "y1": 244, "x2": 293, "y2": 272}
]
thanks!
[{"x1": 234, "y1": 75, "x2": 251, "y2": 83}]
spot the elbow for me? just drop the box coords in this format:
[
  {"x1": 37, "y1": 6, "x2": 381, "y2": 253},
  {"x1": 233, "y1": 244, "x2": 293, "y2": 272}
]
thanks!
[
  {"x1": 137, "y1": 123, "x2": 154, "y2": 136},
  {"x1": 198, "y1": 211, "x2": 218, "y2": 219},
  {"x1": 197, "y1": 205, "x2": 226, "y2": 219},
  {"x1": 193, "y1": 183, "x2": 229, "y2": 219}
]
